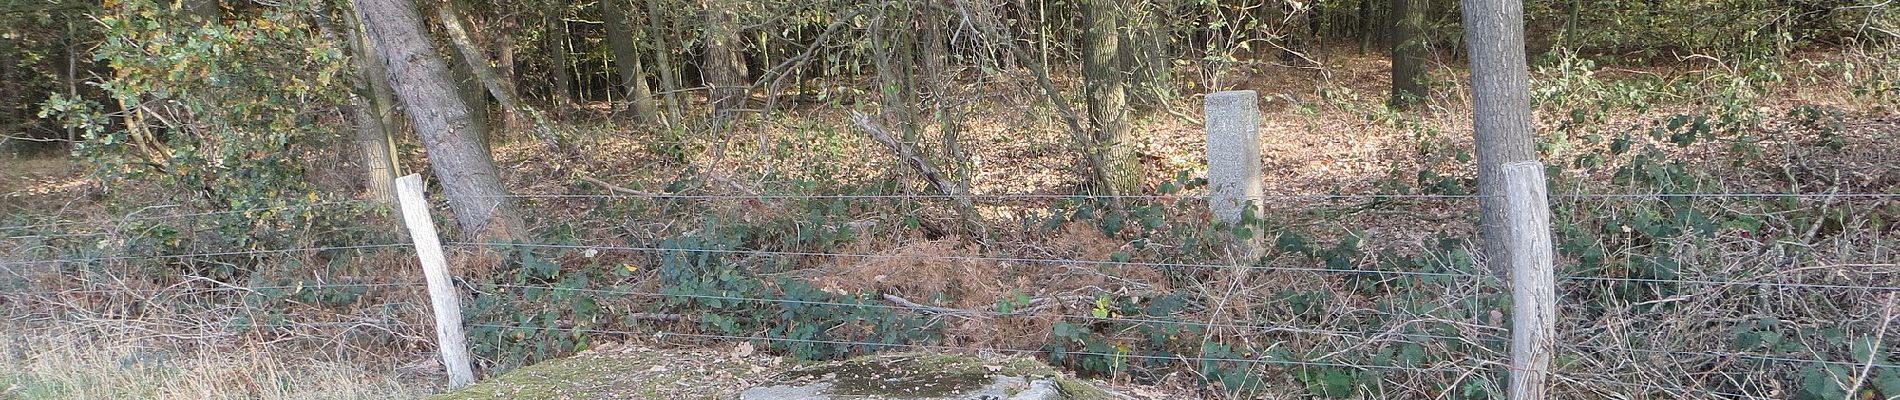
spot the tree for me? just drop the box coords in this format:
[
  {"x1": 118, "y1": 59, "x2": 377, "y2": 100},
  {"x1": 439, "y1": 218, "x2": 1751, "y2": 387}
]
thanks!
[
  {"x1": 1389, "y1": 0, "x2": 1428, "y2": 109},
  {"x1": 1281, "y1": 0, "x2": 1317, "y2": 66},
  {"x1": 602, "y1": 0, "x2": 661, "y2": 124},
  {"x1": 326, "y1": 0, "x2": 404, "y2": 204},
  {"x1": 701, "y1": 0, "x2": 749, "y2": 120},
  {"x1": 352, "y1": 0, "x2": 527, "y2": 241},
  {"x1": 1083, "y1": 0, "x2": 1141, "y2": 196},
  {"x1": 543, "y1": 0, "x2": 576, "y2": 111},
  {"x1": 644, "y1": 0, "x2": 684, "y2": 124},
  {"x1": 438, "y1": 3, "x2": 566, "y2": 153},
  {"x1": 1460, "y1": 0, "x2": 1537, "y2": 275}
]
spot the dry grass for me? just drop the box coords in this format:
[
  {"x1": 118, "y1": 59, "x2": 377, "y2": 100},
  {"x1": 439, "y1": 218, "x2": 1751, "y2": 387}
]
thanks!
[{"x1": 0, "y1": 321, "x2": 431, "y2": 400}]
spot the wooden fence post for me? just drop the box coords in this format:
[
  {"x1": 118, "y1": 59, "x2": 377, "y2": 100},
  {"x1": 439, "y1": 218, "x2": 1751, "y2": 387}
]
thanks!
[
  {"x1": 395, "y1": 174, "x2": 476, "y2": 389},
  {"x1": 1502, "y1": 161, "x2": 1556, "y2": 399}
]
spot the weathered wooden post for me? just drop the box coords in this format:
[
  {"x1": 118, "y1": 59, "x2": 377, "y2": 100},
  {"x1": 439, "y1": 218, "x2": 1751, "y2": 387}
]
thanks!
[
  {"x1": 395, "y1": 174, "x2": 476, "y2": 389},
  {"x1": 1501, "y1": 161, "x2": 1556, "y2": 399},
  {"x1": 1205, "y1": 90, "x2": 1265, "y2": 260}
]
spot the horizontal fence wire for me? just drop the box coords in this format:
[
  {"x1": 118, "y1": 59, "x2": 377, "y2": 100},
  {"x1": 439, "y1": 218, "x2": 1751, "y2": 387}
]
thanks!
[
  {"x1": 1564, "y1": 343, "x2": 1900, "y2": 369},
  {"x1": 2, "y1": 231, "x2": 115, "y2": 241},
  {"x1": 1564, "y1": 275, "x2": 1900, "y2": 292},
  {"x1": 467, "y1": 192, "x2": 1900, "y2": 201},
  {"x1": 482, "y1": 283, "x2": 1505, "y2": 344},
  {"x1": 476, "y1": 193, "x2": 1492, "y2": 200},
  {"x1": 0, "y1": 282, "x2": 413, "y2": 296},
  {"x1": 449, "y1": 242, "x2": 1900, "y2": 291},
  {"x1": 444, "y1": 241, "x2": 1494, "y2": 280},
  {"x1": 0, "y1": 200, "x2": 372, "y2": 233},
  {"x1": 0, "y1": 243, "x2": 413, "y2": 267},
  {"x1": 1552, "y1": 375, "x2": 1759, "y2": 399},
  {"x1": 461, "y1": 322, "x2": 1479, "y2": 373}
]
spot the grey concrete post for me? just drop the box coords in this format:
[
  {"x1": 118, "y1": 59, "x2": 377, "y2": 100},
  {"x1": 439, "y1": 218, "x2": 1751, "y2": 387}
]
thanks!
[{"x1": 1204, "y1": 90, "x2": 1264, "y2": 259}]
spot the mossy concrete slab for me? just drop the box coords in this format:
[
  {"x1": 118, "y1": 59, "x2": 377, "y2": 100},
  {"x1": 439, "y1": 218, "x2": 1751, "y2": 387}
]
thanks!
[
  {"x1": 428, "y1": 344, "x2": 778, "y2": 400},
  {"x1": 738, "y1": 352, "x2": 1129, "y2": 400},
  {"x1": 430, "y1": 347, "x2": 1130, "y2": 400}
]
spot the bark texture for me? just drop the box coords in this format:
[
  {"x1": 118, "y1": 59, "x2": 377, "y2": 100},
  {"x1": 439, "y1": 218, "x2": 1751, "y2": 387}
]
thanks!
[
  {"x1": 1389, "y1": 0, "x2": 1428, "y2": 109},
  {"x1": 644, "y1": 0, "x2": 684, "y2": 124},
  {"x1": 1460, "y1": 0, "x2": 1538, "y2": 276},
  {"x1": 701, "y1": 0, "x2": 750, "y2": 120},
  {"x1": 545, "y1": 0, "x2": 576, "y2": 110},
  {"x1": 353, "y1": 0, "x2": 526, "y2": 241},
  {"x1": 439, "y1": 5, "x2": 566, "y2": 153},
  {"x1": 335, "y1": 1, "x2": 403, "y2": 204},
  {"x1": 1083, "y1": 0, "x2": 1140, "y2": 196},
  {"x1": 603, "y1": 0, "x2": 660, "y2": 124}
]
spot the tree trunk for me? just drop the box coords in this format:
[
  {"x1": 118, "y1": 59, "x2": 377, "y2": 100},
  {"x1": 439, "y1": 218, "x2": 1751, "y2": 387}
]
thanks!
[
  {"x1": 871, "y1": 5, "x2": 920, "y2": 145},
  {"x1": 438, "y1": 5, "x2": 567, "y2": 154},
  {"x1": 334, "y1": 0, "x2": 405, "y2": 204},
  {"x1": 1358, "y1": 0, "x2": 1375, "y2": 53},
  {"x1": 448, "y1": 54, "x2": 489, "y2": 145},
  {"x1": 353, "y1": 0, "x2": 527, "y2": 241},
  {"x1": 1083, "y1": 0, "x2": 1140, "y2": 196},
  {"x1": 701, "y1": 0, "x2": 749, "y2": 121},
  {"x1": 1281, "y1": 0, "x2": 1316, "y2": 66},
  {"x1": 1389, "y1": 0, "x2": 1428, "y2": 109},
  {"x1": 545, "y1": 0, "x2": 576, "y2": 111},
  {"x1": 1460, "y1": 0, "x2": 1538, "y2": 276},
  {"x1": 644, "y1": 0, "x2": 684, "y2": 124},
  {"x1": 603, "y1": 0, "x2": 660, "y2": 124}
]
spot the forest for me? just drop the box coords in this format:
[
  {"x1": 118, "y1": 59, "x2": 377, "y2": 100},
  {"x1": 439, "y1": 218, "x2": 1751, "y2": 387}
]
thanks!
[{"x1": 1, "y1": 0, "x2": 1897, "y2": 398}]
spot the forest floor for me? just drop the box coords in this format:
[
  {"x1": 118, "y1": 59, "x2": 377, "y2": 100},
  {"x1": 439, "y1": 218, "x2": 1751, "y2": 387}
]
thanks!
[{"x1": 2, "y1": 47, "x2": 1896, "y2": 399}]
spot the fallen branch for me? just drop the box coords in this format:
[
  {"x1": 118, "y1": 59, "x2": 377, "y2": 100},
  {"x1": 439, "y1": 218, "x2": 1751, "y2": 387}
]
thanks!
[
  {"x1": 883, "y1": 294, "x2": 978, "y2": 318},
  {"x1": 577, "y1": 175, "x2": 668, "y2": 197},
  {"x1": 849, "y1": 112, "x2": 990, "y2": 244}
]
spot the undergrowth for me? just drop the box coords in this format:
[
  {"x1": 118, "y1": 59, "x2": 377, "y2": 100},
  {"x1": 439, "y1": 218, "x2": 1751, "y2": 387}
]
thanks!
[{"x1": 3, "y1": 44, "x2": 1897, "y2": 399}]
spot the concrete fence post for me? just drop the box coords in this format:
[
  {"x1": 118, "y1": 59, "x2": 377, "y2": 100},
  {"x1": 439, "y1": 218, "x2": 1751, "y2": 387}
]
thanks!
[{"x1": 1204, "y1": 90, "x2": 1265, "y2": 260}]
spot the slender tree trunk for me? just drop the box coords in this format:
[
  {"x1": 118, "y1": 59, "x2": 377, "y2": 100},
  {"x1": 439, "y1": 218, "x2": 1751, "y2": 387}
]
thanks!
[
  {"x1": 644, "y1": 0, "x2": 684, "y2": 124},
  {"x1": 871, "y1": 5, "x2": 920, "y2": 145},
  {"x1": 64, "y1": 20, "x2": 81, "y2": 143},
  {"x1": 1389, "y1": 0, "x2": 1428, "y2": 109},
  {"x1": 603, "y1": 0, "x2": 660, "y2": 124},
  {"x1": 701, "y1": 0, "x2": 749, "y2": 120},
  {"x1": 353, "y1": 0, "x2": 527, "y2": 241},
  {"x1": 1083, "y1": 0, "x2": 1140, "y2": 196},
  {"x1": 1282, "y1": 0, "x2": 1316, "y2": 66},
  {"x1": 438, "y1": 5, "x2": 567, "y2": 154},
  {"x1": 495, "y1": 13, "x2": 519, "y2": 105},
  {"x1": 331, "y1": 0, "x2": 404, "y2": 204},
  {"x1": 1358, "y1": 0, "x2": 1375, "y2": 53},
  {"x1": 1461, "y1": 0, "x2": 1538, "y2": 276},
  {"x1": 545, "y1": 0, "x2": 576, "y2": 111}
]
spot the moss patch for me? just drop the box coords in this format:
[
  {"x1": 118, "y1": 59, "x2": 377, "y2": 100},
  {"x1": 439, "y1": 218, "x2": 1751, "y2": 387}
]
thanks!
[
  {"x1": 756, "y1": 352, "x2": 1125, "y2": 400},
  {"x1": 429, "y1": 345, "x2": 776, "y2": 400}
]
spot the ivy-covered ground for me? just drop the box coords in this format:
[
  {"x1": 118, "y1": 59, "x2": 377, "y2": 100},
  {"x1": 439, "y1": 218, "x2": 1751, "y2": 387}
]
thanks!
[{"x1": 3, "y1": 47, "x2": 1897, "y2": 399}]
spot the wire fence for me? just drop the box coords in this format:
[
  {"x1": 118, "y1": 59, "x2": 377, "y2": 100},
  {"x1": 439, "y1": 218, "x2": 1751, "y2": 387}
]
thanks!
[{"x1": 2, "y1": 188, "x2": 1896, "y2": 398}]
